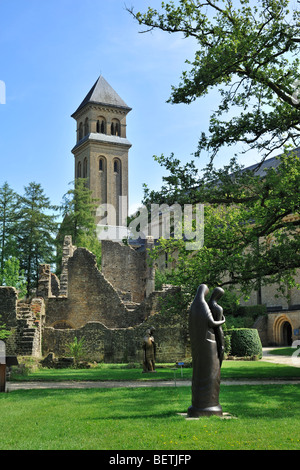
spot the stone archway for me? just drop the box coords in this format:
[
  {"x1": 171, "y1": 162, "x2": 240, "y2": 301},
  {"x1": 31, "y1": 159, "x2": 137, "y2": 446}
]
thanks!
[
  {"x1": 52, "y1": 320, "x2": 75, "y2": 329},
  {"x1": 282, "y1": 321, "x2": 293, "y2": 346},
  {"x1": 273, "y1": 314, "x2": 293, "y2": 346}
]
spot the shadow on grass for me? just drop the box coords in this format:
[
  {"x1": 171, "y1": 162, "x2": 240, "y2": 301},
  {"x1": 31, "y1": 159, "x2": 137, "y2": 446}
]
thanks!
[
  {"x1": 3, "y1": 384, "x2": 300, "y2": 422},
  {"x1": 220, "y1": 384, "x2": 300, "y2": 419}
]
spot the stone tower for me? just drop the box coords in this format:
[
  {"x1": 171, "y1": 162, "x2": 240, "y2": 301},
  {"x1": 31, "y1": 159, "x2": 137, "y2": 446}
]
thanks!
[{"x1": 71, "y1": 76, "x2": 132, "y2": 226}]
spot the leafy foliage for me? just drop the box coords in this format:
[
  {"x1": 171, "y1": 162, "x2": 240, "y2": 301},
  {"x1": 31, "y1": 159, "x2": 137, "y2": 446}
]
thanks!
[
  {"x1": 2, "y1": 257, "x2": 27, "y2": 298},
  {"x1": 129, "y1": 0, "x2": 300, "y2": 160},
  {"x1": 128, "y1": 1, "x2": 300, "y2": 301},
  {"x1": 227, "y1": 328, "x2": 263, "y2": 358},
  {"x1": 0, "y1": 182, "x2": 58, "y2": 297},
  {"x1": 0, "y1": 182, "x2": 18, "y2": 284},
  {"x1": 56, "y1": 178, "x2": 101, "y2": 271},
  {"x1": 16, "y1": 182, "x2": 58, "y2": 296}
]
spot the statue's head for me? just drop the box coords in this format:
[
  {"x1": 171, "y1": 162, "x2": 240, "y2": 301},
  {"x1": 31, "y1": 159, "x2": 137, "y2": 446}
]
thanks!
[{"x1": 210, "y1": 287, "x2": 224, "y2": 302}]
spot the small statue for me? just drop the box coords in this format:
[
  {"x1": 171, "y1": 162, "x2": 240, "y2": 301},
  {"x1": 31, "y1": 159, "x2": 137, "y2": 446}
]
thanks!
[
  {"x1": 142, "y1": 327, "x2": 156, "y2": 372},
  {"x1": 188, "y1": 284, "x2": 226, "y2": 417}
]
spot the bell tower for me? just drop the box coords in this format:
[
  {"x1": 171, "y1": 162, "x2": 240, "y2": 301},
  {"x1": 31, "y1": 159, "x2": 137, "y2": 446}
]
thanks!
[{"x1": 71, "y1": 76, "x2": 132, "y2": 227}]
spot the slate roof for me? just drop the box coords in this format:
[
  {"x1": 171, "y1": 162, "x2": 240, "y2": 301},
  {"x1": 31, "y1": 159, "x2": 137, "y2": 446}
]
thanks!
[
  {"x1": 242, "y1": 147, "x2": 300, "y2": 176},
  {"x1": 72, "y1": 76, "x2": 131, "y2": 116}
]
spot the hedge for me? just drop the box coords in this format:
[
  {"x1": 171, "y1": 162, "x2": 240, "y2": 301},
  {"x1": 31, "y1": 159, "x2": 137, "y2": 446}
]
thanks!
[{"x1": 227, "y1": 328, "x2": 262, "y2": 358}]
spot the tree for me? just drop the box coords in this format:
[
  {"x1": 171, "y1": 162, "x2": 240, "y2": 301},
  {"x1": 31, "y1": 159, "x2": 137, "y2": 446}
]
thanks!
[
  {"x1": 0, "y1": 316, "x2": 11, "y2": 340},
  {"x1": 16, "y1": 182, "x2": 58, "y2": 297},
  {"x1": 56, "y1": 178, "x2": 101, "y2": 271},
  {"x1": 0, "y1": 182, "x2": 18, "y2": 284},
  {"x1": 2, "y1": 257, "x2": 27, "y2": 299},
  {"x1": 128, "y1": 0, "x2": 300, "y2": 301},
  {"x1": 128, "y1": 0, "x2": 300, "y2": 161},
  {"x1": 145, "y1": 149, "x2": 300, "y2": 302}
]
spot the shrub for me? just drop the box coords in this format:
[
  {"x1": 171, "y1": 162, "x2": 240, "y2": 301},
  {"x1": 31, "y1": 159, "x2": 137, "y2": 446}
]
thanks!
[
  {"x1": 224, "y1": 315, "x2": 254, "y2": 330},
  {"x1": 224, "y1": 334, "x2": 231, "y2": 356},
  {"x1": 236, "y1": 304, "x2": 267, "y2": 319},
  {"x1": 228, "y1": 328, "x2": 262, "y2": 359},
  {"x1": 67, "y1": 336, "x2": 86, "y2": 366}
]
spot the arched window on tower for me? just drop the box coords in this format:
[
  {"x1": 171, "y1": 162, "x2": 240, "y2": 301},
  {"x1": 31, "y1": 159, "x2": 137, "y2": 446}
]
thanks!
[
  {"x1": 83, "y1": 157, "x2": 88, "y2": 178},
  {"x1": 99, "y1": 157, "x2": 106, "y2": 172},
  {"x1": 78, "y1": 122, "x2": 83, "y2": 141},
  {"x1": 111, "y1": 119, "x2": 120, "y2": 136},
  {"x1": 114, "y1": 159, "x2": 120, "y2": 173},
  {"x1": 77, "y1": 161, "x2": 82, "y2": 178},
  {"x1": 97, "y1": 117, "x2": 106, "y2": 134},
  {"x1": 84, "y1": 117, "x2": 89, "y2": 136}
]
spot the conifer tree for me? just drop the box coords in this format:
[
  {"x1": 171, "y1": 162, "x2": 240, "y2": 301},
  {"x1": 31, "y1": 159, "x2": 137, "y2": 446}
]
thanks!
[
  {"x1": 56, "y1": 178, "x2": 101, "y2": 272},
  {"x1": 0, "y1": 182, "x2": 18, "y2": 284},
  {"x1": 16, "y1": 182, "x2": 58, "y2": 297}
]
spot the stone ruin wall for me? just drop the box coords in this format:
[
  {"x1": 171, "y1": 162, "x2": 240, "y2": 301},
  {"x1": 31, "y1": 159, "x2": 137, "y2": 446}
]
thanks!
[
  {"x1": 4, "y1": 234, "x2": 299, "y2": 361},
  {"x1": 40, "y1": 235, "x2": 190, "y2": 363},
  {"x1": 42, "y1": 312, "x2": 190, "y2": 364},
  {"x1": 0, "y1": 287, "x2": 44, "y2": 357}
]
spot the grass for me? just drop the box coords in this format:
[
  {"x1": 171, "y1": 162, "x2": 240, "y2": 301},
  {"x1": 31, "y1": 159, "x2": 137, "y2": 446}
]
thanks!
[
  {"x1": 270, "y1": 346, "x2": 300, "y2": 356},
  {"x1": 0, "y1": 384, "x2": 299, "y2": 450},
  {"x1": 9, "y1": 359, "x2": 300, "y2": 382},
  {"x1": 3, "y1": 358, "x2": 299, "y2": 450}
]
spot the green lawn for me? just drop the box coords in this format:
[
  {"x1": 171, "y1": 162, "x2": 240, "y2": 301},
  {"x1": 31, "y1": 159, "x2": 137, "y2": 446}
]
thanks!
[
  {"x1": 270, "y1": 346, "x2": 300, "y2": 356},
  {"x1": 0, "y1": 384, "x2": 299, "y2": 450},
  {"x1": 9, "y1": 359, "x2": 300, "y2": 382},
  {"x1": 3, "y1": 359, "x2": 299, "y2": 450}
]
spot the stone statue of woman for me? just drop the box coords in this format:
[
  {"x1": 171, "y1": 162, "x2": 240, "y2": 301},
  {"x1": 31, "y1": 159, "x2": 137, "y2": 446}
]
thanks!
[
  {"x1": 188, "y1": 284, "x2": 226, "y2": 417},
  {"x1": 142, "y1": 327, "x2": 156, "y2": 372}
]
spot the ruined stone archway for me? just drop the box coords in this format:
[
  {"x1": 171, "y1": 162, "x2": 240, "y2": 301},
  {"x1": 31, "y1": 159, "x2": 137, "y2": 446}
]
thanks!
[
  {"x1": 52, "y1": 320, "x2": 75, "y2": 329},
  {"x1": 273, "y1": 314, "x2": 293, "y2": 346}
]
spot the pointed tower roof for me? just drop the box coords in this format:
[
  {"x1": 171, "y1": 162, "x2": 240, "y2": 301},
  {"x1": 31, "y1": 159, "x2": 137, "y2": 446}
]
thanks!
[{"x1": 72, "y1": 76, "x2": 131, "y2": 116}]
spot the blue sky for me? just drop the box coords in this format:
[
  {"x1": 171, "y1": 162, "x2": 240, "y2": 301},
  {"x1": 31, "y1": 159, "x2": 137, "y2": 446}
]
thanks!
[{"x1": 0, "y1": 0, "x2": 260, "y2": 214}]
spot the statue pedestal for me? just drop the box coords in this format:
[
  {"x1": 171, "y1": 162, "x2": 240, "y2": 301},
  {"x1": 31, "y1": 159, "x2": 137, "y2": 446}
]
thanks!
[{"x1": 187, "y1": 404, "x2": 223, "y2": 417}]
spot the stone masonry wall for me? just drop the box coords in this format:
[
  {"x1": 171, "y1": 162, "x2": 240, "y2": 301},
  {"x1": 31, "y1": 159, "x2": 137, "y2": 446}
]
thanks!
[
  {"x1": 101, "y1": 240, "x2": 148, "y2": 303},
  {"x1": 0, "y1": 287, "x2": 18, "y2": 328},
  {"x1": 43, "y1": 310, "x2": 190, "y2": 363},
  {"x1": 44, "y1": 241, "x2": 171, "y2": 331},
  {"x1": 45, "y1": 247, "x2": 132, "y2": 329}
]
